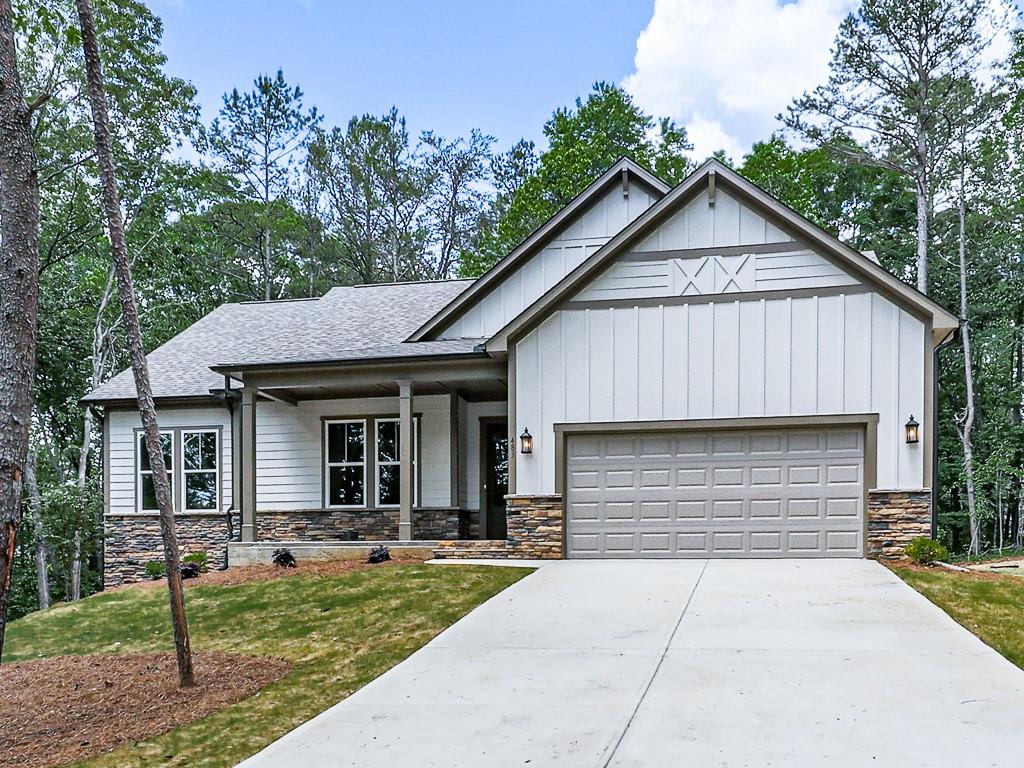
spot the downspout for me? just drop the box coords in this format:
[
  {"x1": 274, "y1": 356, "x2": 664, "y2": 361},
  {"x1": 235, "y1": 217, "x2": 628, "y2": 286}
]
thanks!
[{"x1": 932, "y1": 326, "x2": 960, "y2": 538}]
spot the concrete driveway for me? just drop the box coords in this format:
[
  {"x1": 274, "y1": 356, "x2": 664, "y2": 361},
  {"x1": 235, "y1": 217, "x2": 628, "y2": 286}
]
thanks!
[{"x1": 239, "y1": 560, "x2": 1024, "y2": 767}]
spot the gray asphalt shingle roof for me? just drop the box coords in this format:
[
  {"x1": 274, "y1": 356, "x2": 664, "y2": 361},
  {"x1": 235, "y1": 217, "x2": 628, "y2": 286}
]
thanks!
[{"x1": 84, "y1": 279, "x2": 480, "y2": 403}]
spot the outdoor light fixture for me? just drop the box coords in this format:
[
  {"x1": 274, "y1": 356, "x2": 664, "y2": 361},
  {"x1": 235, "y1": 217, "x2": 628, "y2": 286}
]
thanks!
[
  {"x1": 519, "y1": 428, "x2": 533, "y2": 454},
  {"x1": 905, "y1": 415, "x2": 920, "y2": 444}
]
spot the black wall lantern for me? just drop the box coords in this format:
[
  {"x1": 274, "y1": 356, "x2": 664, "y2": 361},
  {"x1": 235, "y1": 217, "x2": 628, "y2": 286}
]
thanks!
[
  {"x1": 519, "y1": 428, "x2": 533, "y2": 454},
  {"x1": 905, "y1": 415, "x2": 920, "y2": 444}
]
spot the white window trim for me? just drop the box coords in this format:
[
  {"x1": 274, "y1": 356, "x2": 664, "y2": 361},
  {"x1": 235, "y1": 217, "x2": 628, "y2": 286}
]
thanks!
[
  {"x1": 324, "y1": 418, "x2": 368, "y2": 509},
  {"x1": 136, "y1": 430, "x2": 174, "y2": 513},
  {"x1": 180, "y1": 429, "x2": 220, "y2": 513},
  {"x1": 374, "y1": 417, "x2": 418, "y2": 508}
]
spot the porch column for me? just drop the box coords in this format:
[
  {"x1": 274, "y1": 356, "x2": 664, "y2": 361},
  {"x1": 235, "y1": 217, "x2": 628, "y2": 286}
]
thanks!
[
  {"x1": 240, "y1": 384, "x2": 257, "y2": 542},
  {"x1": 398, "y1": 379, "x2": 413, "y2": 540}
]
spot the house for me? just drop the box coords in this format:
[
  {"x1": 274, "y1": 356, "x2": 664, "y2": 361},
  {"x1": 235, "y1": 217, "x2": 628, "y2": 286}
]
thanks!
[{"x1": 84, "y1": 158, "x2": 959, "y2": 586}]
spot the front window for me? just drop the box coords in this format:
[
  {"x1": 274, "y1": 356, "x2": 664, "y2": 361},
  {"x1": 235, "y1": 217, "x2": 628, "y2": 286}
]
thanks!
[
  {"x1": 182, "y1": 430, "x2": 219, "y2": 511},
  {"x1": 138, "y1": 431, "x2": 174, "y2": 512},
  {"x1": 326, "y1": 420, "x2": 366, "y2": 507}
]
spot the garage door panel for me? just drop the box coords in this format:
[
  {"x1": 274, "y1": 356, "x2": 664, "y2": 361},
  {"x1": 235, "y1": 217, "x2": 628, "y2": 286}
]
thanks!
[{"x1": 566, "y1": 426, "x2": 864, "y2": 558}]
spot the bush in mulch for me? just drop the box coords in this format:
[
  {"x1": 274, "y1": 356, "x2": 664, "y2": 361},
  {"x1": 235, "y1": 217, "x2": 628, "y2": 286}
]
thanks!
[
  {"x1": 271, "y1": 547, "x2": 297, "y2": 568},
  {"x1": 367, "y1": 545, "x2": 391, "y2": 564},
  {"x1": 0, "y1": 651, "x2": 292, "y2": 768}
]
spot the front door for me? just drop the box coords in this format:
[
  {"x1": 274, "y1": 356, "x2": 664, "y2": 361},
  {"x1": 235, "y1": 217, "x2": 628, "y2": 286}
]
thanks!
[{"x1": 482, "y1": 421, "x2": 509, "y2": 539}]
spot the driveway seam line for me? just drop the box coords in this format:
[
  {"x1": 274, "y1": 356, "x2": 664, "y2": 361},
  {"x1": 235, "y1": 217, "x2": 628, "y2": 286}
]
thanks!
[{"x1": 599, "y1": 559, "x2": 710, "y2": 768}]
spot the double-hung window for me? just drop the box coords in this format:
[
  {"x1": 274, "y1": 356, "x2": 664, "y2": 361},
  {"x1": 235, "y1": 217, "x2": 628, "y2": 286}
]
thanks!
[
  {"x1": 182, "y1": 430, "x2": 219, "y2": 511},
  {"x1": 325, "y1": 420, "x2": 366, "y2": 507},
  {"x1": 375, "y1": 418, "x2": 417, "y2": 507},
  {"x1": 324, "y1": 417, "x2": 417, "y2": 508},
  {"x1": 137, "y1": 431, "x2": 174, "y2": 512}
]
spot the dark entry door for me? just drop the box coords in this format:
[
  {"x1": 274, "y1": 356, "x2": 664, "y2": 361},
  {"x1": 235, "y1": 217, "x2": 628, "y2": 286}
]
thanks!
[{"x1": 483, "y1": 421, "x2": 509, "y2": 539}]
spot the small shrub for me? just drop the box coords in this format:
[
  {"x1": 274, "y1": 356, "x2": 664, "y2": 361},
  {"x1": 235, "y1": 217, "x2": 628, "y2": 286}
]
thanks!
[
  {"x1": 368, "y1": 545, "x2": 391, "y2": 564},
  {"x1": 180, "y1": 562, "x2": 201, "y2": 579},
  {"x1": 272, "y1": 548, "x2": 296, "y2": 568},
  {"x1": 144, "y1": 560, "x2": 166, "y2": 580},
  {"x1": 183, "y1": 551, "x2": 209, "y2": 572},
  {"x1": 905, "y1": 537, "x2": 949, "y2": 565}
]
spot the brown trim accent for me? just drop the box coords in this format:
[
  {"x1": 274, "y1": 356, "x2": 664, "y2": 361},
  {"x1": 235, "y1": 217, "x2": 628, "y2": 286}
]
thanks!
[
  {"x1": 212, "y1": 350, "x2": 489, "y2": 376},
  {"x1": 407, "y1": 158, "x2": 670, "y2": 343},
  {"x1": 554, "y1": 414, "x2": 879, "y2": 558},
  {"x1": 565, "y1": 285, "x2": 873, "y2": 312},
  {"x1": 620, "y1": 240, "x2": 799, "y2": 262},
  {"x1": 234, "y1": 358, "x2": 504, "y2": 392},
  {"x1": 507, "y1": 345, "x2": 517, "y2": 494},
  {"x1": 83, "y1": 395, "x2": 221, "y2": 408},
  {"x1": 102, "y1": 409, "x2": 111, "y2": 512},
  {"x1": 240, "y1": 385, "x2": 257, "y2": 541},
  {"x1": 449, "y1": 391, "x2": 460, "y2": 508},
  {"x1": 922, "y1": 319, "x2": 934, "y2": 488}
]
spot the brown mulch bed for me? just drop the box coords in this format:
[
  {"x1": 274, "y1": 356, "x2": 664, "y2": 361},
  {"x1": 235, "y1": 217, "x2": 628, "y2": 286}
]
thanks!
[
  {"x1": 117, "y1": 551, "x2": 431, "y2": 591},
  {"x1": 0, "y1": 651, "x2": 292, "y2": 768}
]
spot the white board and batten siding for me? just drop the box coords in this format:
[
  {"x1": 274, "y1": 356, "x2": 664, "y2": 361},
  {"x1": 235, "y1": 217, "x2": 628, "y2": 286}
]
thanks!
[
  {"x1": 439, "y1": 184, "x2": 657, "y2": 340},
  {"x1": 514, "y1": 186, "x2": 927, "y2": 497},
  {"x1": 107, "y1": 406, "x2": 234, "y2": 515},
  {"x1": 255, "y1": 395, "x2": 453, "y2": 510}
]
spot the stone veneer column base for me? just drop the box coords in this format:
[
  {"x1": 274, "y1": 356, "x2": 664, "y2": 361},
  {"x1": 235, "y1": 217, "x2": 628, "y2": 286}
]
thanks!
[
  {"x1": 866, "y1": 489, "x2": 932, "y2": 560},
  {"x1": 434, "y1": 494, "x2": 564, "y2": 560},
  {"x1": 104, "y1": 513, "x2": 231, "y2": 588}
]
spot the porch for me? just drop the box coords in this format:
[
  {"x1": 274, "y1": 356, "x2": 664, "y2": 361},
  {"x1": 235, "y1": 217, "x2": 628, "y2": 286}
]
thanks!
[{"x1": 221, "y1": 354, "x2": 514, "y2": 553}]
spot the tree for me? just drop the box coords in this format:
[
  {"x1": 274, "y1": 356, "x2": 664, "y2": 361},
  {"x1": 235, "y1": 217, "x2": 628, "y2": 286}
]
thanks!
[
  {"x1": 421, "y1": 128, "x2": 494, "y2": 278},
  {"x1": 74, "y1": 0, "x2": 193, "y2": 686},
  {"x1": 309, "y1": 109, "x2": 432, "y2": 283},
  {"x1": 0, "y1": 0, "x2": 42, "y2": 660},
  {"x1": 205, "y1": 70, "x2": 320, "y2": 300},
  {"x1": 784, "y1": 0, "x2": 1013, "y2": 295},
  {"x1": 468, "y1": 82, "x2": 693, "y2": 274}
]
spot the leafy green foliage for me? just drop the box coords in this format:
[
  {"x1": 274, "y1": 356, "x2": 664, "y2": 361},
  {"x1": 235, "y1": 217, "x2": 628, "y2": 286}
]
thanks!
[
  {"x1": 466, "y1": 82, "x2": 693, "y2": 275},
  {"x1": 904, "y1": 537, "x2": 950, "y2": 565},
  {"x1": 145, "y1": 561, "x2": 166, "y2": 580},
  {"x1": 183, "y1": 552, "x2": 209, "y2": 573}
]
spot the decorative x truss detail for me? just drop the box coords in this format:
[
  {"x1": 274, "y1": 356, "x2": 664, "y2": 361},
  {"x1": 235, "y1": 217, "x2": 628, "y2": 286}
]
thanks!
[{"x1": 670, "y1": 253, "x2": 755, "y2": 296}]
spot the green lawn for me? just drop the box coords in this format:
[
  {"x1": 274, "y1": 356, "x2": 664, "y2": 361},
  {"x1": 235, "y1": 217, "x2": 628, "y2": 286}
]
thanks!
[
  {"x1": 3, "y1": 562, "x2": 531, "y2": 768},
  {"x1": 896, "y1": 566, "x2": 1024, "y2": 669}
]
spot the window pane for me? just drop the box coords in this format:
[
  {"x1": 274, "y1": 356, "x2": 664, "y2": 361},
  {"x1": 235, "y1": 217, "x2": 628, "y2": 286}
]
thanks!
[
  {"x1": 377, "y1": 420, "x2": 399, "y2": 463},
  {"x1": 142, "y1": 433, "x2": 173, "y2": 472},
  {"x1": 186, "y1": 472, "x2": 217, "y2": 510},
  {"x1": 346, "y1": 423, "x2": 364, "y2": 463},
  {"x1": 141, "y1": 472, "x2": 172, "y2": 510},
  {"x1": 183, "y1": 431, "x2": 217, "y2": 471},
  {"x1": 329, "y1": 465, "x2": 364, "y2": 506},
  {"x1": 183, "y1": 432, "x2": 201, "y2": 470},
  {"x1": 141, "y1": 474, "x2": 157, "y2": 509},
  {"x1": 378, "y1": 464, "x2": 400, "y2": 505},
  {"x1": 327, "y1": 423, "x2": 345, "y2": 463}
]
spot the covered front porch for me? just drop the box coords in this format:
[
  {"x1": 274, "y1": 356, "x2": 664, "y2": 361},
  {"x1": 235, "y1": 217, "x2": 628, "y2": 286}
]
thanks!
[{"x1": 217, "y1": 353, "x2": 513, "y2": 560}]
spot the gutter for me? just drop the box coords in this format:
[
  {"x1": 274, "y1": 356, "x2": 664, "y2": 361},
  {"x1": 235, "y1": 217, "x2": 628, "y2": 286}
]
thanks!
[
  {"x1": 932, "y1": 325, "x2": 961, "y2": 538},
  {"x1": 212, "y1": 375, "x2": 242, "y2": 570},
  {"x1": 209, "y1": 349, "x2": 492, "y2": 375}
]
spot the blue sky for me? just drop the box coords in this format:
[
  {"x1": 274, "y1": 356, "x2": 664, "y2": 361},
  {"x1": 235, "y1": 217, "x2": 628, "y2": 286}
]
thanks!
[
  {"x1": 151, "y1": 0, "x2": 1019, "y2": 162},
  {"x1": 151, "y1": 0, "x2": 654, "y2": 151}
]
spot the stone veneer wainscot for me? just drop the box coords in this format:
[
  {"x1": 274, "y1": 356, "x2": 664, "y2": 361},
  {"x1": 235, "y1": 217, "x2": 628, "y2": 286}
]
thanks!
[
  {"x1": 104, "y1": 512, "x2": 231, "y2": 588},
  {"x1": 434, "y1": 494, "x2": 564, "y2": 560},
  {"x1": 866, "y1": 489, "x2": 932, "y2": 560}
]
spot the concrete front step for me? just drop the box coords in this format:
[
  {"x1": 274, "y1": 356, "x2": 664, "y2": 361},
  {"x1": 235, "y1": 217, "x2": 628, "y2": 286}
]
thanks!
[{"x1": 227, "y1": 540, "x2": 439, "y2": 566}]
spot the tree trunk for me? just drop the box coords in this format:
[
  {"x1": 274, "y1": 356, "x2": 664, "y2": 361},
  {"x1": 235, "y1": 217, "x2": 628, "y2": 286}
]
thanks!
[
  {"x1": 74, "y1": 0, "x2": 194, "y2": 686},
  {"x1": 956, "y1": 185, "x2": 980, "y2": 557},
  {"x1": 71, "y1": 529, "x2": 82, "y2": 601},
  {"x1": 25, "y1": 455, "x2": 49, "y2": 611},
  {"x1": 0, "y1": 0, "x2": 42, "y2": 662},
  {"x1": 262, "y1": 224, "x2": 272, "y2": 301},
  {"x1": 915, "y1": 167, "x2": 929, "y2": 295}
]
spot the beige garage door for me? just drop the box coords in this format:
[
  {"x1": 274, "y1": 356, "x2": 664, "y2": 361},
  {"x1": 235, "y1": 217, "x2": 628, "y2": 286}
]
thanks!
[{"x1": 565, "y1": 427, "x2": 864, "y2": 558}]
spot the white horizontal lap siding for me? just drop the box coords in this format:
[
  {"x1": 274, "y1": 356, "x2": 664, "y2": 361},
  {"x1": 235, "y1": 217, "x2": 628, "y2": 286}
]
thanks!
[
  {"x1": 514, "y1": 292, "x2": 925, "y2": 495},
  {"x1": 439, "y1": 184, "x2": 657, "y2": 340},
  {"x1": 254, "y1": 395, "x2": 452, "y2": 510},
  {"x1": 107, "y1": 406, "x2": 233, "y2": 515}
]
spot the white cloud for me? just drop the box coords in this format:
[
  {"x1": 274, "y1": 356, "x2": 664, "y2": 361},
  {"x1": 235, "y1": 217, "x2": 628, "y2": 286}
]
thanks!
[{"x1": 624, "y1": 0, "x2": 854, "y2": 162}]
